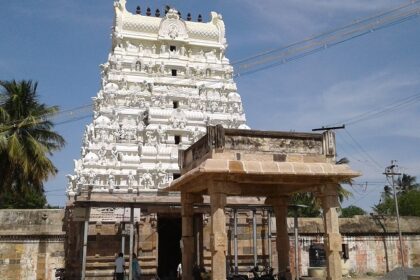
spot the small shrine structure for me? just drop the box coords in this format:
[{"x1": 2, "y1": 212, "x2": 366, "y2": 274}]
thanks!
[{"x1": 166, "y1": 125, "x2": 360, "y2": 280}]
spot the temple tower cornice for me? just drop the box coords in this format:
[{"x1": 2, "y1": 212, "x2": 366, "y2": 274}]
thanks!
[{"x1": 113, "y1": 0, "x2": 227, "y2": 49}]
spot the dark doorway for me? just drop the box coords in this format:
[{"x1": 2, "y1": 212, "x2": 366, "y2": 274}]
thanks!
[{"x1": 158, "y1": 215, "x2": 182, "y2": 280}]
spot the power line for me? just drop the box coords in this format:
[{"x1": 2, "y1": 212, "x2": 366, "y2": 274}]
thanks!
[
  {"x1": 29, "y1": 0, "x2": 420, "y2": 127},
  {"x1": 54, "y1": 114, "x2": 93, "y2": 126},
  {"x1": 329, "y1": 91, "x2": 420, "y2": 127},
  {"x1": 344, "y1": 128, "x2": 383, "y2": 171},
  {"x1": 233, "y1": 0, "x2": 420, "y2": 76},
  {"x1": 336, "y1": 132, "x2": 381, "y2": 172}
]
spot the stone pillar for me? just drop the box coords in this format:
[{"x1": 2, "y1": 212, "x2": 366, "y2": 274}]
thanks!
[
  {"x1": 194, "y1": 213, "x2": 204, "y2": 266},
  {"x1": 181, "y1": 193, "x2": 199, "y2": 280},
  {"x1": 209, "y1": 183, "x2": 227, "y2": 280},
  {"x1": 319, "y1": 185, "x2": 342, "y2": 280},
  {"x1": 267, "y1": 196, "x2": 290, "y2": 275}
]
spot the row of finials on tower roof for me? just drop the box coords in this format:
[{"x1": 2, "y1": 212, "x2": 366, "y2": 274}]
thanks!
[{"x1": 134, "y1": 5, "x2": 203, "y2": 22}]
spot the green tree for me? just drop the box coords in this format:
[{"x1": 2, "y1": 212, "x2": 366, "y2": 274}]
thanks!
[
  {"x1": 396, "y1": 174, "x2": 419, "y2": 194},
  {"x1": 398, "y1": 190, "x2": 420, "y2": 216},
  {"x1": 289, "y1": 192, "x2": 322, "y2": 217},
  {"x1": 372, "y1": 196, "x2": 394, "y2": 216},
  {"x1": 373, "y1": 174, "x2": 420, "y2": 216},
  {"x1": 1, "y1": 188, "x2": 47, "y2": 209},
  {"x1": 289, "y1": 157, "x2": 353, "y2": 217},
  {"x1": 340, "y1": 205, "x2": 366, "y2": 218},
  {"x1": 0, "y1": 80, "x2": 65, "y2": 208}
]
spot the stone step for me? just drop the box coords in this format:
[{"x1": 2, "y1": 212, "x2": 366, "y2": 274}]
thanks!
[
  {"x1": 87, "y1": 255, "x2": 156, "y2": 262},
  {"x1": 85, "y1": 269, "x2": 156, "y2": 280},
  {"x1": 86, "y1": 261, "x2": 156, "y2": 269}
]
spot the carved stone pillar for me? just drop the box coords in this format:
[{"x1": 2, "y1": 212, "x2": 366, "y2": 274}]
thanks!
[
  {"x1": 209, "y1": 183, "x2": 227, "y2": 280},
  {"x1": 318, "y1": 185, "x2": 342, "y2": 280},
  {"x1": 266, "y1": 196, "x2": 290, "y2": 275},
  {"x1": 181, "y1": 193, "x2": 201, "y2": 280}
]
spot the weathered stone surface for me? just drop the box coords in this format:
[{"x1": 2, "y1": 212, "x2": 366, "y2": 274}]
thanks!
[
  {"x1": 0, "y1": 209, "x2": 64, "y2": 235},
  {"x1": 224, "y1": 135, "x2": 323, "y2": 155},
  {"x1": 0, "y1": 210, "x2": 65, "y2": 280},
  {"x1": 1, "y1": 210, "x2": 420, "y2": 278}
]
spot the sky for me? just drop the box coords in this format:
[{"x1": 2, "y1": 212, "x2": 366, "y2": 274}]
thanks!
[{"x1": 1, "y1": 0, "x2": 419, "y2": 211}]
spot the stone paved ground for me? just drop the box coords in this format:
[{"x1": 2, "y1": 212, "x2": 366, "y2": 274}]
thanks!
[
  {"x1": 346, "y1": 267, "x2": 420, "y2": 280},
  {"x1": 349, "y1": 277, "x2": 382, "y2": 280},
  {"x1": 382, "y1": 267, "x2": 420, "y2": 280}
]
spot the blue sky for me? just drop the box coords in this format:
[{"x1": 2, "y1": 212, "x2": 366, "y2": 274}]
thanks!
[{"x1": 1, "y1": 0, "x2": 419, "y2": 210}]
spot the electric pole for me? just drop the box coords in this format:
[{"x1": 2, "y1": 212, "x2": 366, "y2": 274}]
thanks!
[
  {"x1": 383, "y1": 160, "x2": 404, "y2": 268},
  {"x1": 312, "y1": 125, "x2": 345, "y2": 131}
]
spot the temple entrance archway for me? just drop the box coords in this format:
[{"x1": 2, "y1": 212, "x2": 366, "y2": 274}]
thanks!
[{"x1": 158, "y1": 215, "x2": 182, "y2": 280}]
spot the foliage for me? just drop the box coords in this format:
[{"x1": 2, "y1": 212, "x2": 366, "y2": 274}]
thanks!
[
  {"x1": 398, "y1": 190, "x2": 420, "y2": 216},
  {"x1": 340, "y1": 205, "x2": 366, "y2": 218},
  {"x1": 372, "y1": 196, "x2": 394, "y2": 216},
  {"x1": 288, "y1": 157, "x2": 353, "y2": 217},
  {"x1": 0, "y1": 188, "x2": 47, "y2": 209},
  {"x1": 373, "y1": 174, "x2": 420, "y2": 216},
  {"x1": 396, "y1": 174, "x2": 419, "y2": 194},
  {"x1": 0, "y1": 80, "x2": 65, "y2": 208},
  {"x1": 288, "y1": 192, "x2": 321, "y2": 217},
  {"x1": 374, "y1": 190, "x2": 420, "y2": 216}
]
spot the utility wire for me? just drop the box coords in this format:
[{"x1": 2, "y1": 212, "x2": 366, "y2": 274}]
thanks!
[
  {"x1": 344, "y1": 128, "x2": 383, "y2": 171},
  {"x1": 9, "y1": 0, "x2": 419, "y2": 127},
  {"x1": 329, "y1": 91, "x2": 420, "y2": 127},
  {"x1": 54, "y1": 114, "x2": 93, "y2": 126},
  {"x1": 233, "y1": 0, "x2": 420, "y2": 75},
  {"x1": 37, "y1": 1, "x2": 420, "y2": 124},
  {"x1": 336, "y1": 132, "x2": 381, "y2": 172},
  {"x1": 231, "y1": 0, "x2": 420, "y2": 66}
]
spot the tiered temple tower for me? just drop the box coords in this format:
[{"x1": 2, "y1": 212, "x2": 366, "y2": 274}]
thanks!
[
  {"x1": 66, "y1": 0, "x2": 248, "y2": 198},
  {"x1": 64, "y1": 2, "x2": 250, "y2": 278}
]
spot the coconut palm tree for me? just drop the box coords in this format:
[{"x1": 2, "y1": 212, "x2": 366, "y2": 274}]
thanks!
[
  {"x1": 374, "y1": 174, "x2": 420, "y2": 216},
  {"x1": 288, "y1": 157, "x2": 353, "y2": 217},
  {"x1": 0, "y1": 80, "x2": 65, "y2": 207},
  {"x1": 396, "y1": 174, "x2": 419, "y2": 194}
]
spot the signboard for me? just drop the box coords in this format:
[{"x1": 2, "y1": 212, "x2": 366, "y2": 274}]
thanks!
[
  {"x1": 73, "y1": 208, "x2": 88, "y2": 222},
  {"x1": 72, "y1": 207, "x2": 141, "y2": 222}
]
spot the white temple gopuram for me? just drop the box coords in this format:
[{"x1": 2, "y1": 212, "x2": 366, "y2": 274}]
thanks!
[
  {"x1": 66, "y1": 0, "x2": 248, "y2": 199},
  {"x1": 65, "y1": 1, "x2": 250, "y2": 278}
]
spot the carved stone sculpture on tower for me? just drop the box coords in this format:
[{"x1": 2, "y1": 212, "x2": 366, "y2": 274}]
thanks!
[{"x1": 141, "y1": 172, "x2": 153, "y2": 189}]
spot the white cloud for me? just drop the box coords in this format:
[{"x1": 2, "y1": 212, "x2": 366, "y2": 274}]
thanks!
[
  {"x1": 320, "y1": 71, "x2": 419, "y2": 121},
  {"x1": 270, "y1": 70, "x2": 420, "y2": 132},
  {"x1": 234, "y1": 0, "x2": 407, "y2": 42}
]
